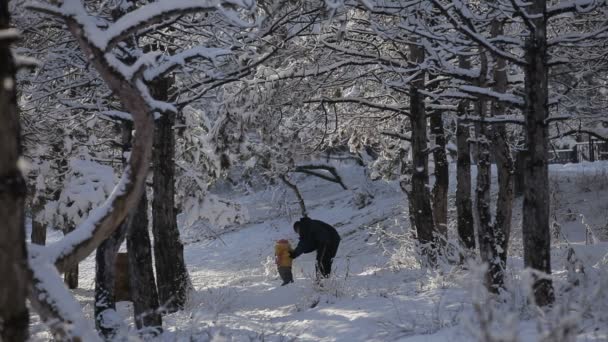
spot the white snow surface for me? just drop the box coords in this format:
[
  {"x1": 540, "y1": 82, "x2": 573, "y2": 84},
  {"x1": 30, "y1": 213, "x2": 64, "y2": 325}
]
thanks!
[{"x1": 28, "y1": 160, "x2": 608, "y2": 341}]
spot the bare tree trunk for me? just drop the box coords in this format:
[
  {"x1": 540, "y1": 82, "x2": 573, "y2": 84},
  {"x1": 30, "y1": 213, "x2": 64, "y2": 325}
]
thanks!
[
  {"x1": 474, "y1": 50, "x2": 506, "y2": 293},
  {"x1": 0, "y1": 4, "x2": 29, "y2": 339},
  {"x1": 523, "y1": 0, "x2": 554, "y2": 306},
  {"x1": 429, "y1": 81, "x2": 449, "y2": 247},
  {"x1": 489, "y1": 19, "x2": 514, "y2": 293},
  {"x1": 94, "y1": 120, "x2": 136, "y2": 339},
  {"x1": 31, "y1": 196, "x2": 46, "y2": 245},
  {"x1": 430, "y1": 112, "x2": 448, "y2": 244},
  {"x1": 127, "y1": 190, "x2": 163, "y2": 333},
  {"x1": 456, "y1": 57, "x2": 475, "y2": 253},
  {"x1": 406, "y1": 42, "x2": 436, "y2": 265},
  {"x1": 475, "y1": 98, "x2": 498, "y2": 291},
  {"x1": 514, "y1": 151, "x2": 525, "y2": 196},
  {"x1": 151, "y1": 78, "x2": 190, "y2": 311},
  {"x1": 94, "y1": 222, "x2": 127, "y2": 339},
  {"x1": 493, "y1": 124, "x2": 513, "y2": 278},
  {"x1": 63, "y1": 224, "x2": 79, "y2": 289}
]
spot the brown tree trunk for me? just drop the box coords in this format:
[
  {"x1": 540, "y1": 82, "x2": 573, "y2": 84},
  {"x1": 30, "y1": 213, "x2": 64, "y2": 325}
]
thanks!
[
  {"x1": 128, "y1": 190, "x2": 163, "y2": 333},
  {"x1": 151, "y1": 78, "x2": 191, "y2": 311},
  {"x1": 406, "y1": 42, "x2": 436, "y2": 265},
  {"x1": 63, "y1": 224, "x2": 79, "y2": 289},
  {"x1": 523, "y1": 0, "x2": 554, "y2": 306},
  {"x1": 0, "y1": 3, "x2": 29, "y2": 339},
  {"x1": 456, "y1": 57, "x2": 475, "y2": 253}
]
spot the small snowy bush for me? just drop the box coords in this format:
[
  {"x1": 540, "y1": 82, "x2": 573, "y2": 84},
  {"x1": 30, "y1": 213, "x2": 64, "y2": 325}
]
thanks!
[{"x1": 262, "y1": 255, "x2": 277, "y2": 279}]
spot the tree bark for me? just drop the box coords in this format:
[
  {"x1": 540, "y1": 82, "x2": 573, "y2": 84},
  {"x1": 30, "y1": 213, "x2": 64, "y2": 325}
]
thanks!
[
  {"x1": 429, "y1": 81, "x2": 449, "y2": 248},
  {"x1": 127, "y1": 190, "x2": 163, "y2": 333},
  {"x1": 514, "y1": 151, "x2": 525, "y2": 196},
  {"x1": 406, "y1": 41, "x2": 436, "y2": 265},
  {"x1": 94, "y1": 222, "x2": 127, "y2": 339},
  {"x1": 523, "y1": 0, "x2": 554, "y2": 306},
  {"x1": 31, "y1": 195, "x2": 47, "y2": 245},
  {"x1": 489, "y1": 19, "x2": 514, "y2": 293},
  {"x1": 475, "y1": 97, "x2": 497, "y2": 291},
  {"x1": 0, "y1": 3, "x2": 29, "y2": 339},
  {"x1": 474, "y1": 50, "x2": 506, "y2": 293},
  {"x1": 151, "y1": 78, "x2": 191, "y2": 311},
  {"x1": 64, "y1": 225, "x2": 79, "y2": 289},
  {"x1": 456, "y1": 57, "x2": 475, "y2": 253},
  {"x1": 95, "y1": 121, "x2": 132, "y2": 339}
]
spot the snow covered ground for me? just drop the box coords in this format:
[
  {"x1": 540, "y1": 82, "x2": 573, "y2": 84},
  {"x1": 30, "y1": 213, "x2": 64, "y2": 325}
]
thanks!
[{"x1": 29, "y1": 160, "x2": 608, "y2": 341}]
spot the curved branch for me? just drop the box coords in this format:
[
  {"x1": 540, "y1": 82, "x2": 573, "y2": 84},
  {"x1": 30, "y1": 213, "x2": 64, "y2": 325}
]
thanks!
[
  {"x1": 551, "y1": 129, "x2": 608, "y2": 142},
  {"x1": 294, "y1": 165, "x2": 348, "y2": 190},
  {"x1": 37, "y1": 17, "x2": 155, "y2": 274},
  {"x1": 279, "y1": 174, "x2": 307, "y2": 217}
]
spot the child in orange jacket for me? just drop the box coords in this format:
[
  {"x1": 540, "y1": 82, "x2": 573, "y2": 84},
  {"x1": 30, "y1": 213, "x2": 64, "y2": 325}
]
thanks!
[{"x1": 275, "y1": 239, "x2": 294, "y2": 285}]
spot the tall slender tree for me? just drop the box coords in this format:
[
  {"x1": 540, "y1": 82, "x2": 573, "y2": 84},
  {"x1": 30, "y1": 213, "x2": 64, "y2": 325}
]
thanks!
[
  {"x1": 151, "y1": 77, "x2": 191, "y2": 311},
  {"x1": 0, "y1": 2, "x2": 29, "y2": 340}
]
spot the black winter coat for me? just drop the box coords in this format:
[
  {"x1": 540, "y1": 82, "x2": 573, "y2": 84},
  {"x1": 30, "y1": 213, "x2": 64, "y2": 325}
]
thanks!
[{"x1": 291, "y1": 217, "x2": 340, "y2": 259}]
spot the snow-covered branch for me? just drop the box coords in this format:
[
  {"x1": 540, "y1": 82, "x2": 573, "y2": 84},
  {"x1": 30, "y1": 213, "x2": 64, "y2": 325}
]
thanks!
[
  {"x1": 35, "y1": 15, "x2": 156, "y2": 274},
  {"x1": 144, "y1": 47, "x2": 233, "y2": 81},
  {"x1": 547, "y1": 0, "x2": 605, "y2": 18},
  {"x1": 459, "y1": 85, "x2": 524, "y2": 108},
  {"x1": 27, "y1": 0, "x2": 253, "y2": 51},
  {"x1": 430, "y1": 0, "x2": 527, "y2": 66},
  {"x1": 27, "y1": 256, "x2": 101, "y2": 341},
  {"x1": 303, "y1": 97, "x2": 410, "y2": 116}
]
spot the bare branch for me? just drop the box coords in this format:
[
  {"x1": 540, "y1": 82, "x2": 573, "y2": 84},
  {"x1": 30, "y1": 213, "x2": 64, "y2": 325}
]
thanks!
[
  {"x1": 303, "y1": 97, "x2": 410, "y2": 117},
  {"x1": 295, "y1": 165, "x2": 348, "y2": 190},
  {"x1": 279, "y1": 174, "x2": 307, "y2": 217}
]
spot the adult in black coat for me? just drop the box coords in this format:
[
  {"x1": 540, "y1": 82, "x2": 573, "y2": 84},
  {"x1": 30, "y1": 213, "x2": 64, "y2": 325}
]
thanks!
[{"x1": 289, "y1": 217, "x2": 341, "y2": 278}]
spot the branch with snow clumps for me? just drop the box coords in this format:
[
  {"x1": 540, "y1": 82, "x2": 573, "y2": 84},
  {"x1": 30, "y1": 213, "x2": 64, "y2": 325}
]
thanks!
[{"x1": 26, "y1": 0, "x2": 254, "y2": 51}]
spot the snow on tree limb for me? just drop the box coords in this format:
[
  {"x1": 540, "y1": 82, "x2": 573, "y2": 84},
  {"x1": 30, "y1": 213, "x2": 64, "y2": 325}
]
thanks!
[
  {"x1": 547, "y1": 0, "x2": 605, "y2": 18},
  {"x1": 33, "y1": 15, "x2": 156, "y2": 274},
  {"x1": 27, "y1": 257, "x2": 102, "y2": 341},
  {"x1": 27, "y1": 0, "x2": 253, "y2": 51},
  {"x1": 144, "y1": 47, "x2": 233, "y2": 81},
  {"x1": 459, "y1": 85, "x2": 524, "y2": 108},
  {"x1": 430, "y1": 0, "x2": 527, "y2": 66}
]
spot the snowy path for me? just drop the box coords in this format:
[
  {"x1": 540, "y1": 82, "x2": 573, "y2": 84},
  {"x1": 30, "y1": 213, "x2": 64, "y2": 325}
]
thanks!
[{"x1": 28, "y1": 161, "x2": 608, "y2": 341}]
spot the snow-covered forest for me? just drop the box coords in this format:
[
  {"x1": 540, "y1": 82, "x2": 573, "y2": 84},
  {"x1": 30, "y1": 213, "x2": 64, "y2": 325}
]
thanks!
[{"x1": 1, "y1": 0, "x2": 608, "y2": 341}]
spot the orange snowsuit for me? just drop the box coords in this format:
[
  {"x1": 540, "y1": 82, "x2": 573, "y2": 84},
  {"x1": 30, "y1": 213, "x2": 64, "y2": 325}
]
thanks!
[
  {"x1": 275, "y1": 239, "x2": 293, "y2": 267},
  {"x1": 275, "y1": 239, "x2": 294, "y2": 285}
]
